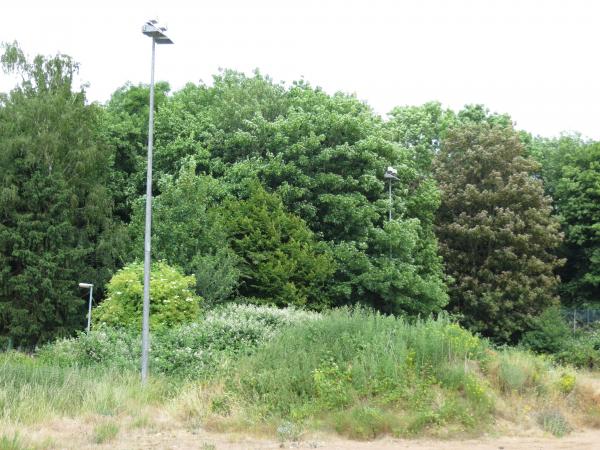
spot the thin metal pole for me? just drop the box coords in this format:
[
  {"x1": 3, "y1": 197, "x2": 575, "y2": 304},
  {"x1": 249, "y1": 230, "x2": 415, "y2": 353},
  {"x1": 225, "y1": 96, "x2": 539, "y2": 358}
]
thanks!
[
  {"x1": 141, "y1": 38, "x2": 156, "y2": 384},
  {"x1": 388, "y1": 179, "x2": 392, "y2": 221},
  {"x1": 388, "y1": 179, "x2": 392, "y2": 258},
  {"x1": 86, "y1": 286, "x2": 93, "y2": 333}
]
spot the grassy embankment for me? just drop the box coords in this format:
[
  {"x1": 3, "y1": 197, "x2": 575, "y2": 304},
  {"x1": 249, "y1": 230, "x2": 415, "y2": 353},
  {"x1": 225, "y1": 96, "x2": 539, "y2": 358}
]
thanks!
[{"x1": 1, "y1": 305, "x2": 599, "y2": 448}]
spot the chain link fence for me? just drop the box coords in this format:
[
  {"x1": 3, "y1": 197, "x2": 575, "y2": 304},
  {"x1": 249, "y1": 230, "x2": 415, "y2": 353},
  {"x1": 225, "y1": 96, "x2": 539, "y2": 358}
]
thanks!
[{"x1": 562, "y1": 309, "x2": 600, "y2": 332}]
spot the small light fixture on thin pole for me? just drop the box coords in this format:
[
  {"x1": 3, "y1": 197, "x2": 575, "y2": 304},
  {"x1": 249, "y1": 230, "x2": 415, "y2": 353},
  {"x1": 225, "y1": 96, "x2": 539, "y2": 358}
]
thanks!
[
  {"x1": 78, "y1": 282, "x2": 94, "y2": 333},
  {"x1": 140, "y1": 19, "x2": 173, "y2": 384},
  {"x1": 384, "y1": 166, "x2": 399, "y2": 222}
]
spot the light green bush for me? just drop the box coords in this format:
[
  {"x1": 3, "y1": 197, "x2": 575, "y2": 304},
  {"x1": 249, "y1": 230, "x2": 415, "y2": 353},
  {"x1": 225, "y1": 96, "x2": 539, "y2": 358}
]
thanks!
[
  {"x1": 487, "y1": 349, "x2": 550, "y2": 394},
  {"x1": 94, "y1": 261, "x2": 202, "y2": 330}
]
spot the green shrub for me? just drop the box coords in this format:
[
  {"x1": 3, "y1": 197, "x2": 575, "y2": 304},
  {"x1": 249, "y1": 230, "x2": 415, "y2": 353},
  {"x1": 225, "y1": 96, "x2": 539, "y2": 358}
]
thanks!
[
  {"x1": 313, "y1": 360, "x2": 353, "y2": 410},
  {"x1": 492, "y1": 349, "x2": 549, "y2": 394},
  {"x1": 557, "y1": 335, "x2": 600, "y2": 369},
  {"x1": 521, "y1": 306, "x2": 571, "y2": 354},
  {"x1": 93, "y1": 261, "x2": 202, "y2": 330},
  {"x1": 536, "y1": 409, "x2": 571, "y2": 437},
  {"x1": 557, "y1": 372, "x2": 576, "y2": 394}
]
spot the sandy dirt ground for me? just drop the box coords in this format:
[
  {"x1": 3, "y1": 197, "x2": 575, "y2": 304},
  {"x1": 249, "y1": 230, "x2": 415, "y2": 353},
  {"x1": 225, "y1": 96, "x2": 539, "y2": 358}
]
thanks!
[{"x1": 15, "y1": 419, "x2": 600, "y2": 450}]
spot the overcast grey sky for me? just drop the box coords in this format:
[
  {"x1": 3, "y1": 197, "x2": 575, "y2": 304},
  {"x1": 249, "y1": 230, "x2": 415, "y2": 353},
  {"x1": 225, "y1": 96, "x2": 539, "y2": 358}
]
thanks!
[{"x1": 1, "y1": 0, "x2": 598, "y2": 139}]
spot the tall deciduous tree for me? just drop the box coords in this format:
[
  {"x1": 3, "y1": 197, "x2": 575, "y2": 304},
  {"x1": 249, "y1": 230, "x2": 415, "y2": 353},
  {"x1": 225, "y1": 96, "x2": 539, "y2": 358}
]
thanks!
[
  {"x1": 146, "y1": 71, "x2": 448, "y2": 315},
  {"x1": 0, "y1": 44, "x2": 118, "y2": 346},
  {"x1": 553, "y1": 143, "x2": 600, "y2": 306},
  {"x1": 434, "y1": 123, "x2": 563, "y2": 342},
  {"x1": 102, "y1": 82, "x2": 170, "y2": 222}
]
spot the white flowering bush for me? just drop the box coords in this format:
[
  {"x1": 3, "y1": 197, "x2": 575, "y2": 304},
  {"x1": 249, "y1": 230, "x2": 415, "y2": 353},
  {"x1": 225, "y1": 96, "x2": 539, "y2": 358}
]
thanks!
[{"x1": 38, "y1": 303, "x2": 320, "y2": 379}]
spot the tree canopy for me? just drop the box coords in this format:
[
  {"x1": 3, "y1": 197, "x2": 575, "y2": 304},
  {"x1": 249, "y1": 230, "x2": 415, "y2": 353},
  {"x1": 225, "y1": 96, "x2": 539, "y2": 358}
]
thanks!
[
  {"x1": 1, "y1": 44, "x2": 597, "y2": 346},
  {"x1": 434, "y1": 123, "x2": 563, "y2": 342},
  {"x1": 0, "y1": 43, "x2": 122, "y2": 346}
]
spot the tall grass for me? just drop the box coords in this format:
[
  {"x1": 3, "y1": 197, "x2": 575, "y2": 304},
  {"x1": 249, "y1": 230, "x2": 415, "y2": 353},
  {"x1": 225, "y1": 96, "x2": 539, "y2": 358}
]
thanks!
[
  {"x1": 2, "y1": 305, "x2": 596, "y2": 441},
  {"x1": 182, "y1": 308, "x2": 495, "y2": 437},
  {"x1": 0, "y1": 352, "x2": 171, "y2": 424}
]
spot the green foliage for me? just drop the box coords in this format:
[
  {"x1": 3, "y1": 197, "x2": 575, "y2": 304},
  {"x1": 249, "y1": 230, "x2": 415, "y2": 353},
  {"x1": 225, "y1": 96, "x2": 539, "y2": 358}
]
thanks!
[
  {"x1": 93, "y1": 261, "x2": 201, "y2": 330},
  {"x1": 557, "y1": 331, "x2": 600, "y2": 369},
  {"x1": 434, "y1": 123, "x2": 564, "y2": 343},
  {"x1": 313, "y1": 360, "x2": 353, "y2": 410},
  {"x1": 521, "y1": 306, "x2": 571, "y2": 354},
  {"x1": 0, "y1": 43, "x2": 121, "y2": 347},
  {"x1": 129, "y1": 164, "x2": 240, "y2": 304},
  {"x1": 225, "y1": 308, "x2": 490, "y2": 427},
  {"x1": 218, "y1": 184, "x2": 336, "y2": 308},
  {"x1": 553, "y1": 143, "x2": 600, "y2": 306},
  {"x1": 148, "y1": 71, "x2": 448, "y2": 315},
  {"x1": 38, "y1": 304, "x2": 320, "y2": 379},
  {"x1": 102, "y1": 81, "x2": 170, "y2": 221},
  {"x1": 522, "y1": 313, "x2": 600, "y2": 369},
  {"x1": 386, "y1": 101, "x2": 456, "y2": 172},
  {"x1": 557, "y1": 372, "x2": 576, "y2": 394}
]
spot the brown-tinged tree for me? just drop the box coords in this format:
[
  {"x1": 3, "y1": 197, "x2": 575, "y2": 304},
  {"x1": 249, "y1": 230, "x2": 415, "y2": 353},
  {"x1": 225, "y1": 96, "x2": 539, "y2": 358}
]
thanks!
[{"x1": 434, "y1": 123, "x2": 563, "y2": 343}]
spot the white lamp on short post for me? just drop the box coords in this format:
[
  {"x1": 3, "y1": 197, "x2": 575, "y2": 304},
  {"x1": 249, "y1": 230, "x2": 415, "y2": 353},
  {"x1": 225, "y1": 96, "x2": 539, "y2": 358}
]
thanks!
[{"x1": 78, "y1": 282, "x2": 94, "y2": 333}]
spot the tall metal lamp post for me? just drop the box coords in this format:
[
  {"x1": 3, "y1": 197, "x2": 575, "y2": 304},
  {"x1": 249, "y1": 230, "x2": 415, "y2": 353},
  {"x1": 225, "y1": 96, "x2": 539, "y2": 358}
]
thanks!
[
  {"x1": 141, "y1": 19, "x2": 173, "y2": 384},
  {"x1": 78, "y1": 282, "x2": 94, "y2": 333},
  {"x1": 384, "y1": 166, "x2": 399, "y2": 221}
]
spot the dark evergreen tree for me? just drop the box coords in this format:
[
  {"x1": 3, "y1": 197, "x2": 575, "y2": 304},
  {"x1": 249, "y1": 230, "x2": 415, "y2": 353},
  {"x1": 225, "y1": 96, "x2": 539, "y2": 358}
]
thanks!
[{"x1": 0, "y1": 44, "x2": 119, "y2": 346}]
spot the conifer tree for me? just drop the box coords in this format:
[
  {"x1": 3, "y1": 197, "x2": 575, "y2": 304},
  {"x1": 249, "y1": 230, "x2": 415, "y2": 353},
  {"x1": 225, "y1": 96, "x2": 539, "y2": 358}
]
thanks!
[{"x1": 0, "y1": 44, "x2": 117, "y2": 346}]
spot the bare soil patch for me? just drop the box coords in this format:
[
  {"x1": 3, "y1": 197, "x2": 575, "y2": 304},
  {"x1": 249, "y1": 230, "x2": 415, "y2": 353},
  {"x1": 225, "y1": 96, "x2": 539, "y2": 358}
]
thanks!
[{"x1": 6, "y1": 417, "x2": 600, "y2": 450}]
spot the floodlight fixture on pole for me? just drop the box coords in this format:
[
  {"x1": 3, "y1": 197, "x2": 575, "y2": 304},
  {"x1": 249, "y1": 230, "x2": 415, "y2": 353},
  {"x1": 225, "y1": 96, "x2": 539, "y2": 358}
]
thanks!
[
  {"x1": 78, "y1": 283, "x2": 94, "y2": 333},
  {"x1": 141, "y1": 19, "x2": 173, "y2": 384},
  {"x1": 384, "y1": 166, "x2": 399, "y2": 222}
]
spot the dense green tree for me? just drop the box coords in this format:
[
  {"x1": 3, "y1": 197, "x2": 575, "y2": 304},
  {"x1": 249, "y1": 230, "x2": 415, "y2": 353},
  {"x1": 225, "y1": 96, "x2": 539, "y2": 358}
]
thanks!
[
  {"x1": 102, "y1": 82, "x2": 170, "y2": 221},
  {"x1": 386, "y1": 103, "x2": 514, "y2": 173},
  {"x1": 386, "y1": 101, "x2": 456, "y2": 172},
  {"x1": 129, "y1": 163, "x2": 240, "y2": 304},
  {"x1": 0, "y1": 44, "x2": 120, "y2": 346},
  {"x1": 524, "y1": 134, "x2": 589, "y2": 196},
  {"x1": 552, "y1": 143, "x2": 600, "y2": 306},
  {"x1": 434, "y1": 123, "x2": 563, "y2": 342},
  {"x1": 217, "y1": 183, "x2": 335, "y2": 309},
  {"x1": 146, "y1": 71, "x2": 448, "y2": 314}
]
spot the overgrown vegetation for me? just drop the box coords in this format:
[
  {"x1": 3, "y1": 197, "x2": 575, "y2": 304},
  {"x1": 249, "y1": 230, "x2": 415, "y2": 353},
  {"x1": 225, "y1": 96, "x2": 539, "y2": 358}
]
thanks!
[
  {"x1": 39, "y1": 304, "x2": 319, "y2": 378},
  {"x1": 1, "y1": 41, "x2": 600, "y2": 443},
  {"x1": 1, "y1": 306, "x2": 599, "y2": 444}
]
